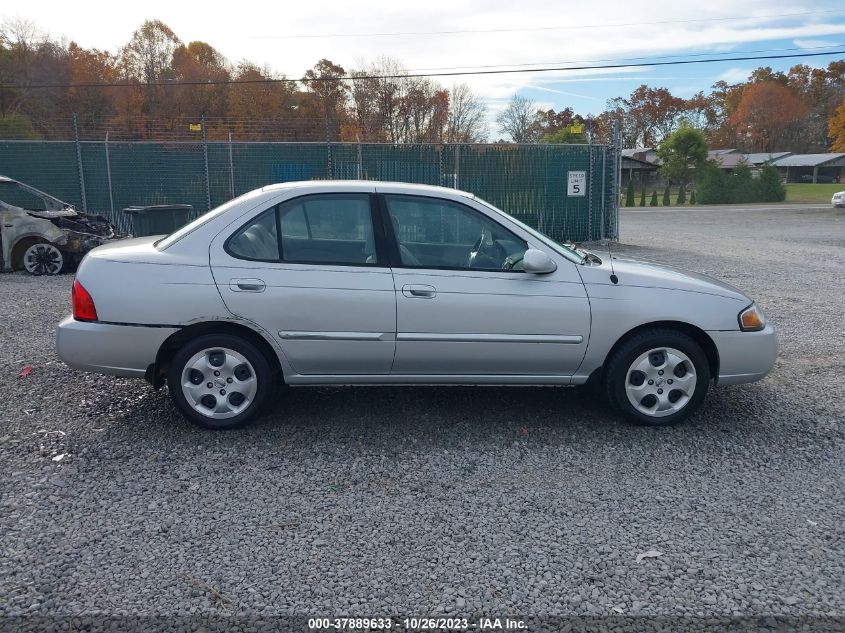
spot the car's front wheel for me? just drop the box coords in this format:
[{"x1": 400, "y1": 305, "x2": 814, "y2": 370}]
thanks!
[
  {"x1": 167, "y1": 334, "x2": 272, "y2": 429},
  {"x1": 23, "y1": 242, "x2": 64, "y2": 275},
  {"x1": 605, "y1": 328, "x2": 711, "y2": 426}
]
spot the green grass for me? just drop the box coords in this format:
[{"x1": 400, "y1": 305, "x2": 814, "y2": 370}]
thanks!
[
  {"x1": 784, "y1": 183, "x2": 843, "y2": 204},
  {"x1": 624, "y1": 183, "x2": 843, "y2": 206}
]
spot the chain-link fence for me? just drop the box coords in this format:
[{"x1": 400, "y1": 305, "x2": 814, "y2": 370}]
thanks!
[{"x1": 0, "y1": 135, "x2": 620, "y2": 242}]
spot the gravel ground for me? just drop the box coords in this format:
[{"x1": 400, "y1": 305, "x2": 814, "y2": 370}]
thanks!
[{"x1": 1, "y1": 203, "x2": 843, "y2": 631}]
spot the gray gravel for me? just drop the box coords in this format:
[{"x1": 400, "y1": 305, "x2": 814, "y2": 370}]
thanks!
[{"x1": 0, "y1": 203, "x2": 843, "y2": 630}]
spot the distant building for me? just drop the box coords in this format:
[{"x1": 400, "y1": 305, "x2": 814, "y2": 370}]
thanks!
[
  {"x1": 770, "y1": 153, "x2": 845, "y2": 183},
  {"x1": 744, "y1": 152, "x2": 792, "y2": 166},
  {"x1": 621, "y1": 148, "x2": 658, "y2": 164},
  {"x1": 707, "y1": 149, "x2": 746, "y2": 170},
  {"x1": 619, "y1": 151, "x2": 658, "y2": 187}
]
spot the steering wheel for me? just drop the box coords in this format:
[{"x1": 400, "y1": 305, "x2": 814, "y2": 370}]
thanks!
[
  {"x1": 468, "y1": 230, "x2": 505, "y2": 269},
  {"x1": 502, "y1": 254, "x2": 524, "y2": 270}
]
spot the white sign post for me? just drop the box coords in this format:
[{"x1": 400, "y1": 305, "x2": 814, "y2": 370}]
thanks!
[{"x1": 567, "y1": 171, "x2": 586, "y2": 197}]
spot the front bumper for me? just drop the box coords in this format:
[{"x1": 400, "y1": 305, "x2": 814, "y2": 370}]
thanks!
[
  {"x1": 708, "y1": 324, "x2": 777, "y2": 385},
  {"x1": 56, "y1": 315, "x2": 179, "y2": 378}
]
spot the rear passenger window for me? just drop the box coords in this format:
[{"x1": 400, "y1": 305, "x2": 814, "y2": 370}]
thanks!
[
  {"x1": 279, "y1": 194, "x2": 378, "y2": 265},
  {"x1": 225, "y1": 194, "x2": 379, "y2": 265},
  {"x1": 226, "y1": 208, "x2": 279, "y2": 261}
]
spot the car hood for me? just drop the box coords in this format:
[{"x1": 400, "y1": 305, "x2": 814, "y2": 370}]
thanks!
[{"x1": 578, "y1": 250, "x2": 750, "y2": 302}]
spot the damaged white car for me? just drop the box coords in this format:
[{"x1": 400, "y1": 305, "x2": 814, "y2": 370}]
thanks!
[{"x1": 0, "y1": 175, "x2": 126, "y2": 275}]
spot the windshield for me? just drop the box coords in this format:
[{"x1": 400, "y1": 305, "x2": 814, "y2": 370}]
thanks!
[
  {"x1": 474, "y1": 197, "x2": 585, "y2": 264},
  {"x1": 155, "y1": 193, "x2": 255, "y2": 250}
]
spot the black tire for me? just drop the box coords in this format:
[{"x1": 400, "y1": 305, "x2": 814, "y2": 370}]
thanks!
[
  {"x1": 167, "y1": 333, "x2": 272, "y2": 430},
  {"x1": 604, "y1": 328, "x2": 711, "y2": 427}
]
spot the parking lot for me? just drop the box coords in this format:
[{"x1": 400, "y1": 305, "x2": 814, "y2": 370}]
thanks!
[{"x1": 1, "y1": 203, "x2": 843, "y2": 627}]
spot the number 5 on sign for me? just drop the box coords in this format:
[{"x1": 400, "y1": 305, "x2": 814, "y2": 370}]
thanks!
[{"x1": 568, "y1": 171, "x2": 586, "y2": 197}]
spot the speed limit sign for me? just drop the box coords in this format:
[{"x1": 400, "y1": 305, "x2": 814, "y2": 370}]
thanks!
[{"x1": 567, "y1": 171, "x2": 586, "y2": 197}]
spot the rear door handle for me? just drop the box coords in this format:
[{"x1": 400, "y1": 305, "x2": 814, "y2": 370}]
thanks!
[
  {"x1": 402, "y1": 284, "x2": 437, "y2": 298},
  {"x1": 230, "y1": 278, "x2": 266, "y2": 292}
]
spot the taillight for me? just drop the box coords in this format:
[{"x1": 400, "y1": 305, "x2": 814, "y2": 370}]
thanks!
[{"x1": 72, "y1": 279, "x2": 98, "y2": 321}]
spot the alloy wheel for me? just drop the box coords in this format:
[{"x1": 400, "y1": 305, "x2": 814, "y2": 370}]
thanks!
[{"x1": 23, "y1": 243, "x2": 63, "y2": 275}]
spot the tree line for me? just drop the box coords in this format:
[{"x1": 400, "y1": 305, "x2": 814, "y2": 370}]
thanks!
[
  {"x1": 498, "y1": 64, "x2": 845, "y2": 152},
  {"x1": 0, "y1": 19, "x2": 487, "y2": 142},
  {"x1": 2, "y1": 17, "x2": 845, "y2": 151}
]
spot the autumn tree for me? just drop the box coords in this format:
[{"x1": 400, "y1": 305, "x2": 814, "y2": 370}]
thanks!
[
  {"x1": 497, "y1": 95, "x2": 540, "y2": 143},
  {"x1": 786, "y1": 62, "x2": 845, "y2": 150},
  {"x1": 729, "y1": 82, "x2": 808, "y2": 152},
  {"x1": 401, "y1": 79, "x2": 449, "y2": 143},
  {"x1": 227, "y1": 62, "x2": 299, "y2": 140},
  {"x1": 535, "y1": 107, "x2": 576, "y2": 136},
  {"x1": 829, "y1": 96, "x2": 845, "y2": 151},
  {"x1": 62, "y1": 43, "x2": 118, "y2": 133},
  {"x1": 302, "y1": 59, "x2": 348, "y2": 141},
  {"x1": 168, "y1": 41, "x2": 231, "y2": 125},
  {"x1": 704, "y1": 80, "x2": 745, "y2": 148},
  {"x1": 609, "y1": 85, "x2": 686, "y2": 147}
]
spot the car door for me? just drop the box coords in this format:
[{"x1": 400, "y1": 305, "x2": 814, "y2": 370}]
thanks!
[
  {"x1": 380, "y1": 191, "x2": 590, "y2": 377},
  {"x1": 209, "y1": 191, "x2": 396, "y2": 375}
]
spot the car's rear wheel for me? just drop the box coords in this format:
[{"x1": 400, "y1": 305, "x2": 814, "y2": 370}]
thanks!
[
  {"x1": 605, "y1": 329, "x2": 710, "y2": 426},
  {"x1": 167, "y1": 334, "x2": 271, "y2": 429}
]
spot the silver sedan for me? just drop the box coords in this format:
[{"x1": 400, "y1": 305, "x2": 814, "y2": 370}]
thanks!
[{"x1": 56, "y1": 181, "x2": 776, "y2": 429}]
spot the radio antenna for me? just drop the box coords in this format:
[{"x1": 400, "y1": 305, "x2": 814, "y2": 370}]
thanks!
[{"x1": 607, "y1": 238, "x2": 618, "y2": 285}]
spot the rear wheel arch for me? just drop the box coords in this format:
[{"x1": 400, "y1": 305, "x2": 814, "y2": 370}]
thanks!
[{"x1": 150, "y1": 321, "x2": 282, "y2": 388}]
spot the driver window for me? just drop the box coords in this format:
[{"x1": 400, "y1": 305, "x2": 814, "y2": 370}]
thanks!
[{"x1": 384, "y1": 195, "x2": 527, "y2": 271}]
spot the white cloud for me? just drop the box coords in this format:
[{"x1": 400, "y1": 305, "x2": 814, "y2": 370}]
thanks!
[
  {"x1": 718, "y1": 67, "x2": 752, "y2": 83},
  {"x1": 793, "y1": 38, "x2": 840, "y2": 48}
]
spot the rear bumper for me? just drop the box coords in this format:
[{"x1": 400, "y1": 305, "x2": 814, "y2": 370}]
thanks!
[
  {"x1": 708, "y1": 324, "x2": 777, "y2": 385},
  {"x1": 56, "y1": 315, "x2": 179, "y2": 378}
]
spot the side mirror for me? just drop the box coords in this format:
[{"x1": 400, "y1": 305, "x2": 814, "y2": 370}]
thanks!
[{"x1": 522, "y1": 248, "x2": 557, "y2": 274}]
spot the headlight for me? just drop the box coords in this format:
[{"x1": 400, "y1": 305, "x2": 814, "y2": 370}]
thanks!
[{"x1": 738, "y1": 304, "x2": 766, "y2": 331}]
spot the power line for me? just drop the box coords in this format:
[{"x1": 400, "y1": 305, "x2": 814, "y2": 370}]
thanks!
[
  {"x1": 250, "y1": 9, "x2": 845, "y2": 39},
  {"x1": 401, "y1": 43, "x2": 845, "y2": 73},
  {"x1": 4, "y1": 48, "x2": 845, "y2": 90}
]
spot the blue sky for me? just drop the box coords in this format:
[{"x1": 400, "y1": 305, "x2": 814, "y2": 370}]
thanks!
[{"x1": 5, "y1": 0, "x2": 845, "y2": 135}]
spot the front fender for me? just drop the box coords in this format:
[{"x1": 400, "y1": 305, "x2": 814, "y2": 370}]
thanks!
[{"x1": 576, "y1": 284, "x2": 747, "y2": 379}]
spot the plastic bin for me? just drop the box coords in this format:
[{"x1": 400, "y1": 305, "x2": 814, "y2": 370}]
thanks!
[{"x1": 123, "y1": 204, "x2": 193, "y2": 237}]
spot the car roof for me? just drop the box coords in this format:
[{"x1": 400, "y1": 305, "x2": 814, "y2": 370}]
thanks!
[{"x1": 260, "y1": 180, "x2": 475, "y2": 199}]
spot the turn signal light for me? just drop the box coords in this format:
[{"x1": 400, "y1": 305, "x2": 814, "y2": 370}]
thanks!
[
  {"x1": 738, "y1": 305, "x2": 765, "y2": 331},
  {"x1": 72, "y1": 279, "x2": 98, "y2": 322}
]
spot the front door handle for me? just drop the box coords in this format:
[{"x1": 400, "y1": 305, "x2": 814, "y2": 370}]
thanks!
[
  {"x1": 230, "y1": 278, "x2": 266, "y2": 292},
  {"x1": 402, "y1": 284, "x2": 436, "y2": 298}
]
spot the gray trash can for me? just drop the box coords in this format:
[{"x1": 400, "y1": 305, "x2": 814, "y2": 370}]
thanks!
[{"x1": 123, "y1": 204, "x2": 193, "y2": 237}]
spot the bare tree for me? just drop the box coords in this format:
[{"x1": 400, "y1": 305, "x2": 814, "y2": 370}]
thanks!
[
  {"x1": 1, "y1": 18, "x2": 43, "y2": 54},
  {"x1": 119, "y1": 20, "x2": 181, "y2": 118},
  {"x1": 497, "y1": 95, "x2": 540, "y2": 143},
  {"x1": 0, "y1": 18, "x2": 45, "y2": 117},
  {"x1": 446, "y1": 83, "x2": 487, "y2": 142},
  {"x1": 350, "y1": 57, "x2": 450, "y2": 143},
  {"x1": 120, "y1": 20, "x2": 180, "y2": 85}
]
